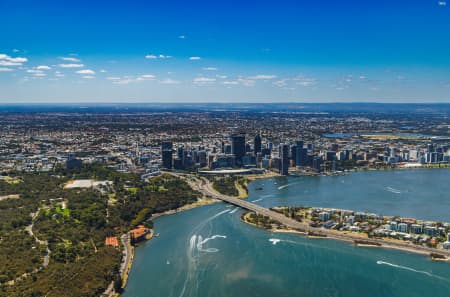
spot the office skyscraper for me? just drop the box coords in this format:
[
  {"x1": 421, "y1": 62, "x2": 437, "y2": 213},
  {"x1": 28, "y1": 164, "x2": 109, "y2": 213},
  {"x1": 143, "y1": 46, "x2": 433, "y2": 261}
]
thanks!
[
  {"x1": 254, "y1": 134, "x2": 262, "y2": 155},
  {"x1": 231, "y1": 134, "x2": 246, "y2": 166},
  {"x1": 295, "y1": 140, "x2": 307, "y2": 166},
  {"x1": 161, "y1": 141, "x2": 173, "y2": 169},
  {"x1": 279, "y1": 143, "x2": 290, "y2": 175},
  {"x1": 161, "y1": 141, "x2": 173, "y2": 151},
  {"x1": 291, "y1": 144, "x2": 297, "y2": 165}
]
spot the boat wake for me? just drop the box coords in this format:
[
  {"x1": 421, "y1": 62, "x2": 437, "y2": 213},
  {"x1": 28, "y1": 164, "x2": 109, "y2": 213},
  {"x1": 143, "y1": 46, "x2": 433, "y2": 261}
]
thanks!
[
  {"x1": 196, "y1": 234, "x2": 227, "y2": 253},
  {"x1": 261, "y1": 194, "x2": 274, "y2": 198},
  {"x1": 229, "y1": 207, "x2": 239, "y2": 214},
  {"x1": 376, "y1": 260, "x2": 447, "y2": 281},
  {"x1": 278, "y1": 182, "x2": 300, "y2": 190},
  {"x1": 179, "y1": 209, "x2": 230, "y2": 297},
  {"x1": 385, "y1": 187, "x2": 401, "y2": 194}
]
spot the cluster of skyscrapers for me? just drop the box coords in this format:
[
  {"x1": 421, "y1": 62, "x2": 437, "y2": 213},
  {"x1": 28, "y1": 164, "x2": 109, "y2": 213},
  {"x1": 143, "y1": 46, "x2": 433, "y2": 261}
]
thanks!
[{"x1": 160, "y1": 133, "x2": 321, "y2": 175}]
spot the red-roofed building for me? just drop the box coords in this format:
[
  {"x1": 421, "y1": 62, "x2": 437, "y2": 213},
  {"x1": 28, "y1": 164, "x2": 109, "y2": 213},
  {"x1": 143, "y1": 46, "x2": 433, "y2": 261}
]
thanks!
[
  {"x1": 129, "y1": 225, "x2": 149, "y2": 243},
  {"x1": 401, "y1": 218, "x2": 416, "y2": 224},
  {"x1": 105, "y1": 236, "x2": 119, "y2": 248}
]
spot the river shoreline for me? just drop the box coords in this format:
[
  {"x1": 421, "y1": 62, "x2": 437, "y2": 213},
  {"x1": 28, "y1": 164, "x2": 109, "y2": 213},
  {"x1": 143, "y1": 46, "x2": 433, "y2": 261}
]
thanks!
[
  {"x1": 240, "y1": 211, "x2": 450, "y2": 262},
  {"x1": 121, "y1": 167, "x2": 450, "y2": 293},
  {"x1": 119, "y1": 196, "x2": 219, "y2": 293}
]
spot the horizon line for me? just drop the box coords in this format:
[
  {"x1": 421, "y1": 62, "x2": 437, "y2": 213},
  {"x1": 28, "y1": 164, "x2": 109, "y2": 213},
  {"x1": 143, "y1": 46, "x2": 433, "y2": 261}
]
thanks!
[{"x1": 1, "y1": 101, "x2": 450, "y2": 105}]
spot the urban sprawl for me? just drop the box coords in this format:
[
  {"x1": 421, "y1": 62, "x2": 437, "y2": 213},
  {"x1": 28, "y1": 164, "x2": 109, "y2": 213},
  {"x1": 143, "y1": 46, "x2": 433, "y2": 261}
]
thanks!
[{"x1": 1, "y1": 109, "x2": 450, "y2": 253}]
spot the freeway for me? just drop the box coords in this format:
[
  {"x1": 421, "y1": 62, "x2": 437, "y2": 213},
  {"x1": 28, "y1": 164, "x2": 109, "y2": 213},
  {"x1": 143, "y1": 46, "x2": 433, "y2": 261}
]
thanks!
[{"x1": 175, "y1": 173, "x2": 450, "y2": 258}]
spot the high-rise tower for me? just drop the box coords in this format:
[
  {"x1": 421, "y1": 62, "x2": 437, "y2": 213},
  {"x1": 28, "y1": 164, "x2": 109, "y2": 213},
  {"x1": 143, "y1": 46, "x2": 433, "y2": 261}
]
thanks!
[
  {"x1": 254, "y1": 134, "x2": 262, "y2": 155},
  {"x1": 231, "y1": 134, "x2": 246, "y2": 166}
]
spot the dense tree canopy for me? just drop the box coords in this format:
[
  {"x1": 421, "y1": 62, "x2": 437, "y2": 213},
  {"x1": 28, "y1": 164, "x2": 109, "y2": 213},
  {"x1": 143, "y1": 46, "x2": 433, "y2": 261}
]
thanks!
[{"x1": 0, "y1": 164, "x2": 200, "y2": 297}]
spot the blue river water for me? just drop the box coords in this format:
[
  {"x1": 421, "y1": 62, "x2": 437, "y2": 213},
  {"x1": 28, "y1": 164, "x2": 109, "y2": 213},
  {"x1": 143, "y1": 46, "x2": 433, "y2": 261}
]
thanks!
[{"x1": 123, "y1": 169, "x2": 450, "y2": 297}]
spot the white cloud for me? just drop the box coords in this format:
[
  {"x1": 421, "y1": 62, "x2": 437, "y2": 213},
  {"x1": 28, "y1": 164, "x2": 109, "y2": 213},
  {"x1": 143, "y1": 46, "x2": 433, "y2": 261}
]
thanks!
[
  {"x1": 58, "y1": 63, "x2": 84, "y2": 68},
  {"x1": 145, "y1": 54, "x2": 172, "y2": 59},
  {"x1": 82, "y1": 75, "x2": 95, "y2": 79},
  {"x1": 223, "y1": 81, "x2": 239, "y2": 85},
  {"x1": 76, "y1": 69, "x2": 95, "y2": 75},
  {"x1": 237, "y1": 78, "x2": 256, "y2": 87},
  {"x1": 12, "y1": 49, "x2": 20, "y2": 53},
  {"x1": 438, "y1": 1, "x2": 446, "y2": 6},
  {"x1": 108, "y1": 74, "x2": 156, "y2": 84},
  {"x1": 60, "y1": 57, "x2": 81, "y2": 62},
  {"x1": 100, "y1": 69, "x2": 107, "y2": 73},
  {"x1": 36, "y1": 65, "x2": 51, "y2": 70},
  {"x1": 26, "y1": 69, "x2": 48, "y2": 77},
  {"x1": 178, "y1": 35, "x2": 186, "y2": 39},
  {"x1": 137, "y1": 74, "x2": 156, "y2": 81},
  {"x1": 113, "y1": 78, "x2": 133, "y2": 85},
  {"x1": 202, "y1": 67, "x2": 217, "y2": 71},
  {"x1": 159, "y1": 78, "x2": 180, "y2": 84},
  {"x1": 0, "y1": 61, "x2": 22, "y2": 66},
  {"x1": 293, "y1": 76, "x2": 316, "y2": 87},
  {"x1": 6, "y1": 57, "x2": 27, "y2": 63},
  {"x1": 273, "y1": 79, "x2": 288, "y2": 88},
  {"x1": 189, "y1": 56, "x2": 201, "y2": 61},
  {"x1": 0, "y1": 54, "x2": 28, "y2": 66},
  {"x1": 222, "y1": 77, "x2": 257, "y2": 86},
  {"x1": 0, "y1": 67, "x2": 13, "y2": 72},
  {"x1": 193, "y1": 77, "x2": 216, "y2": 85},
  {"x1": 248, "y1": 74, "x2": 276, "y2": 80}
]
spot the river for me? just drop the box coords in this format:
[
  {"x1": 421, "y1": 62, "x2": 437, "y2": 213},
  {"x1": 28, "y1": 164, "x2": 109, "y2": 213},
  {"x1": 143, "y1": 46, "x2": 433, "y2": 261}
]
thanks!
[{"x1": 123, "y1": 169, "x2": 450, "y2": 297}]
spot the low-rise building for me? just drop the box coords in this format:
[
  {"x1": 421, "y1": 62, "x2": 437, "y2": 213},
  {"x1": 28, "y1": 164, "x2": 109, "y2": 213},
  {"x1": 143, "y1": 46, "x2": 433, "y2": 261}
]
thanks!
[
  {"x1": 105, "y1": 236, "x2": 119, "y2": 248},
  {"x1": 129, "y1": 225, "x2": 150, "y2": 243},
  {"x1": 397, "y1": 223, "x2": 408, "y2": 233},
  {"x1": 318, "y1": 211, "x2": 330, "y2": 221},
  {"x1": 410, "y1": 224, "x2": 423, "y2": 234}
]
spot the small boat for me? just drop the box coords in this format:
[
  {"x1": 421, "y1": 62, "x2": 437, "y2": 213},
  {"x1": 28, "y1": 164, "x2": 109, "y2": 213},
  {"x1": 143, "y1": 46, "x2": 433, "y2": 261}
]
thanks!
[
  {"x1": 166, "y1": 260, "x2": 170, "y2": 265},
  {"x1": 154, "y1": 233, "x2": 160, "y2": 237}
]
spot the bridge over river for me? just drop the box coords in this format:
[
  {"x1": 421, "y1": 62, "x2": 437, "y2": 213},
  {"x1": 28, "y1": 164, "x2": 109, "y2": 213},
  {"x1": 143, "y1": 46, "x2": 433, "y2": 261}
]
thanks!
[{"x1": 168, "y1": 173, "x2": 450, "y2": 258}]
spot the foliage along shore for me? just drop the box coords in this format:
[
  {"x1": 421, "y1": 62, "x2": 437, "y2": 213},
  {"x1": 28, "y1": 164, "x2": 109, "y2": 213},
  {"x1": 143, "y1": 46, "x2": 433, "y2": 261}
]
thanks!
[{"x1": 0, "y1": 164, "x2": 201, "y2": 297}]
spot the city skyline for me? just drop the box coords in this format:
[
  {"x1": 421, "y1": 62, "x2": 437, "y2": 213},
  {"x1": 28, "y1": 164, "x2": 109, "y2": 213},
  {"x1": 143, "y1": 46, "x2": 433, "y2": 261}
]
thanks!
[{"x1": 1, "y1": 0, "x2": 450, "y2": 103}]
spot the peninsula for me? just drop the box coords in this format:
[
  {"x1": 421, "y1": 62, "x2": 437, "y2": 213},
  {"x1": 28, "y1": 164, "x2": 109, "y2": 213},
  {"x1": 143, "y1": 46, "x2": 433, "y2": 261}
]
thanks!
[{"x1": 242, "y1": 206, "x2": 450, "y2": 260}]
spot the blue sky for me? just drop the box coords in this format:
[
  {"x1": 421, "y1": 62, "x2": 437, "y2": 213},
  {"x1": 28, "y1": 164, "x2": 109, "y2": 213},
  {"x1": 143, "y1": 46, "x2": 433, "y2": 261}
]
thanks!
[{"x1": 1, "y1": 0, "x2": 449, "y2": 103}]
